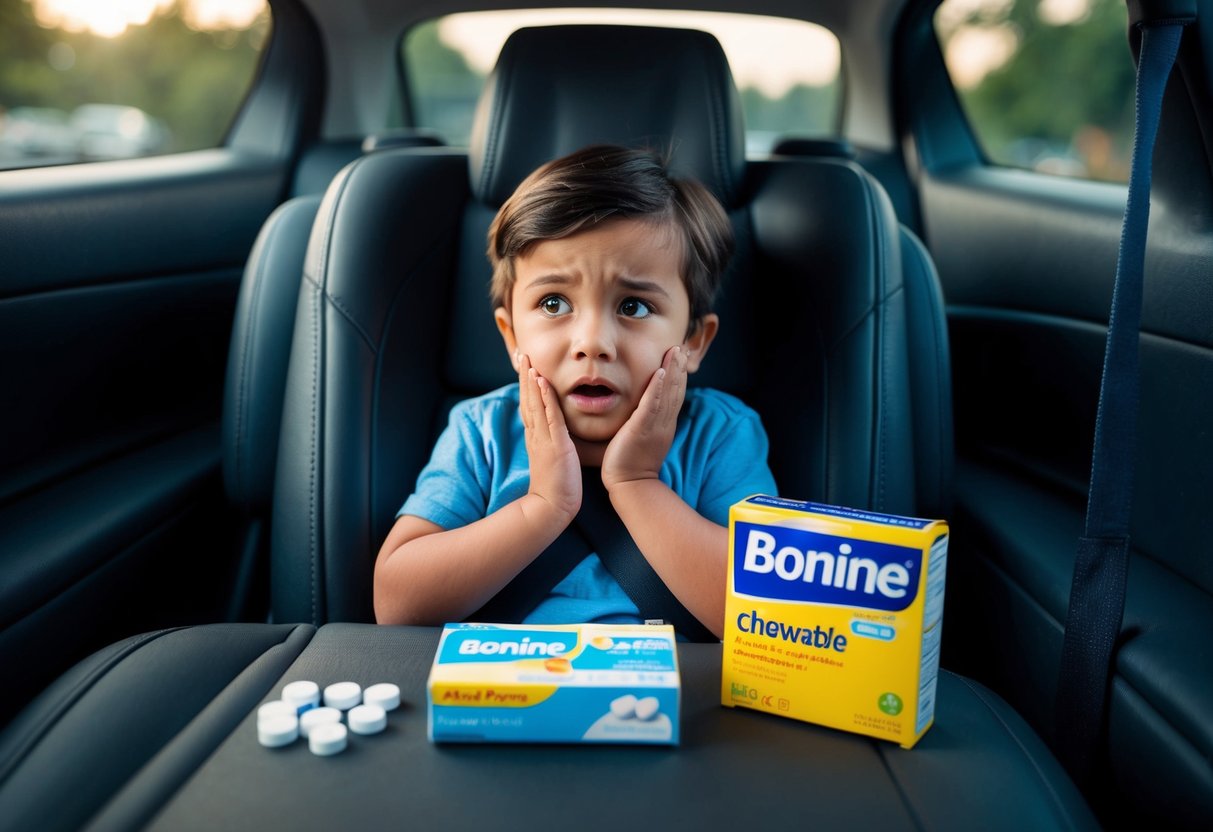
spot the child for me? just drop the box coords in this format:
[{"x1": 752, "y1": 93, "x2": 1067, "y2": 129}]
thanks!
[{"x1": 373, "y1": 145, "x2": 776, "y2": 638}]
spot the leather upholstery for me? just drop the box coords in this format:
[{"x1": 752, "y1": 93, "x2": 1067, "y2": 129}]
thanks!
[
  {"x1": 469, "y1": 26, "x2": 746, "y2": 207},
  {"x1": 270, "y1": 24, "x2": 954, "y2": 625},
  {"x1": 223, "y1": 196, "x2": 322, "y2": 516}
]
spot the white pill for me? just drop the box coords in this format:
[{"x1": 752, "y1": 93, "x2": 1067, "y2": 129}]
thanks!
[
  {"x1": 282, "y1": 680, "x2": 320, "y2": 712},
  {"x1": 609, "y1": 694, "x2": 638, "y2": 719},
  {"x1": 634, "y1": 696, "x2": 660, "y2": 721},
  {"x1": 257, "y1": 700, "x2": 296, "y2": 724},
  {"x1": 324, "y1": 681, "x2": 362, "y2": 710},
  {"x1": 308, "y1": 722, "x2": 348, "y2": 756},
  {"x1": 258, "y1": 714, "x2": 299, "y2": 748},
  {"x1": 363, "y1": 683, "x2": 401, "y2": 712},
  {"x1": 348, "y1": 704, "x2": 387, "y2": 735},
  {"x1": 299, "y1": 706, "x2": 342, "y2": 737}
]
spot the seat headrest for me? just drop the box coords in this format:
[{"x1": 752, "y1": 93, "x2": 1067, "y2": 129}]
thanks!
[{"x1": 469, "y1": 25, "x2": 745, "y2": 207}]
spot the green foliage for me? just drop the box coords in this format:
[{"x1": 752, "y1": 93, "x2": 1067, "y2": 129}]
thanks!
[
  {"x1": 0, "y1": 0, "x2": 269, "y2": 154},
  {"x1": 740, "y1": 83, "x2": 839, "y2": 138},
  {"x1": 403, "y1": 20, "x2": 485, "y2": 144},
  {"x1": 945, "y1": 0, "x2": 1134, "y2": 181}
]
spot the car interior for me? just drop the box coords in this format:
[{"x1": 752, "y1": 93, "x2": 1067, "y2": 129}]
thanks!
[{"x1": 0, "y1": 0, "x2": 1209, "y2": 829}]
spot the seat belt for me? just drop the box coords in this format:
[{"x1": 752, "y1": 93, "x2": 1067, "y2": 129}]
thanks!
[
  {"x1": 471, "y1": 518, "x2": 592, "y2": 623},
  {"x1": 473, "y1": 470, "x2": 716, "y2": 642},
  {"x1": 579, "y1": 472, "x2": 717, "y2": 642},
  {"x1": 1054, "y1": 3, "x2": 1192, "y2": 787}
]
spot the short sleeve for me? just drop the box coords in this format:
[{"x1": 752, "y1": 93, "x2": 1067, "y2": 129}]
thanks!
[
  {"x1": 694, "y1": 398, "x2": 779, "y2": 525},
  {"x1": 398, "y1": 403, "x2": 492, "y2": 530}
]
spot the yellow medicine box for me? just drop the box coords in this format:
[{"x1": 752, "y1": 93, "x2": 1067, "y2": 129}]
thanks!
[{"x1": 721, "y1": 495, "x2": 948, "y2": 748}]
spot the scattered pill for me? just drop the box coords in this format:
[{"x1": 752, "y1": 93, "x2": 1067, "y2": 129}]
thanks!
[
  {"x1": 299, "y1": 706, "x2": 342, "y2": 737},
  {"x1": 308, "y1": 722, "x2": 348, "y2": 756},
  {"x1": 282, "y1": 681, "x2": 320, "y2": 713},
  {"x1": 257, "y1": 700, "x2": 296, "y2": 724},
  {"x1": 324, "y1": 681, "x2": 362, "y2": 710},
  {"x1": 258, "y1": 714, "x2": 299, "y2": 748},
  {"x1": 363, "y1": 683, "x2": 401, "y2": 712},
  {"x1": 348, "y1": 704, "x2": 387, "y2": 735},
  {"x1": 634, "y1": 696, "x2": 660, "y2": 721},
  {"x1": 609, "y1": 694, "x2": 638, "y2": 718}
]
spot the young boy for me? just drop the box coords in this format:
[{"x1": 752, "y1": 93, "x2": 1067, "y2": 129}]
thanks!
[{"x1": 373, "y1": 145, "x2": 776, "y2": 638}]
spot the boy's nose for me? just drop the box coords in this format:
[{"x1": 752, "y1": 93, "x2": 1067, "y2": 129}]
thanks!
[{"x1": 571, "y1": 313, "x2": 616, "y2": 361}]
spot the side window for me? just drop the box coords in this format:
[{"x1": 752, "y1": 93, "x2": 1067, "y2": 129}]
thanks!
[
  {"x1": 401, "y1": 10, "x2": 841, "y2": 156},
  {"x1": 934, "y1": 0, "x2": 1133, "y2": 182},
  {"x1": 0, "y1": 0, "x2": 270, "y2": 170}
]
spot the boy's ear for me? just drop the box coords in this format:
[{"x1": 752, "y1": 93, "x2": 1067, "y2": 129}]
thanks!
[
  {"x1": 494, "y1": 307, "x2": 519, "y2": 370},
  {"x1": 683, "y1": 313, "x2": 719, "y2": 374}
]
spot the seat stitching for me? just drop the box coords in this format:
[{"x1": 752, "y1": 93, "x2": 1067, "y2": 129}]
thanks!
[
  {"x1": 308, "y1": 276, "x2": 320, "y2": 625},
  {"x1": 232, "y1": 231, "x2": 268, "y2": 496}
]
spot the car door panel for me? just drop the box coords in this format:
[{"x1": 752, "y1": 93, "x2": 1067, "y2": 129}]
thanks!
[{"x1": 0, "y1": 150, "x2": 287, "y2": 726}]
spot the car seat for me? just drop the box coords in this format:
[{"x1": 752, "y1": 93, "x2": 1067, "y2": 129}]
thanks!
[
  {"x1": 269, "y1": 24, "x2": 954, "y2": 627},
  {"x1": 220, "y1": 131, "x2": 446, "y2": 620}
]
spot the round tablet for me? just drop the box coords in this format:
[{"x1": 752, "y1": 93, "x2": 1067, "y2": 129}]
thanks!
[
  {"x1": 258, "y1": 714, "x2": 299, "y2": 748},
  {"x1": 257, "y1": 700, "x2": 296, "y2": 724},
  {"x1": 348, "y1": 704, "x2": 387, "y2": 735},
  {"x1": 323, "y1": 681, "x2": 362, "y2": 710},
  {"x1": 299, "y1": 706, "x2": 342, "y2": 737},
  {"x1": 634, "y1": 696, "x2": 660, "y2": 721},
  {"x1": 282, "y1": 680, "x2": 320, "y2": 712},
  {"x1": 363, "y1": 683, "x2": 401, "y2": 712},
  {"x1": 308, "y1": 722, "x2": 348, "y2": 756}
]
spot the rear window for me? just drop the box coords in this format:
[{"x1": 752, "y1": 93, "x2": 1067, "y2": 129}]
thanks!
[
  {"x1": 934, "y1": 0, "x2": 1134, "y2": 182},
  {"x1": 0, "y1": 0, "x2": 270, "y2": 170},
  {"x1": 401, "y1": 9, "x2": 841, "y2": 155}
]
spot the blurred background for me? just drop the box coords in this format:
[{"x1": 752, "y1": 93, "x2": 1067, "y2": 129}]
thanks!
[{"x1": 0, "y1": 0, "x2": 1133, "y2": 182}]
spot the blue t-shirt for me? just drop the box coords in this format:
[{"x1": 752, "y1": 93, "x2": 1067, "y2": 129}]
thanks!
[{"x1": 399, "y1": 383, "x2": 777, "y2": 625}]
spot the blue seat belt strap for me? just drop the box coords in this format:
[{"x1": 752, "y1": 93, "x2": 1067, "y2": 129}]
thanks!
[{"x1": 1054, "y1": 11, "x2": 1190, "y2": 787}]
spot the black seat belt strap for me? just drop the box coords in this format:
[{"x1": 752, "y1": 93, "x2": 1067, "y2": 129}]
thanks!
[
  {"x1": 1054, "y1": 5, "x2": 1191, "y2": 787},
  {"x1": 472, "y1": 472, "x2": 718, "y2": 642},
  {"x1": 578, "y1": 472, "x2": 717, "y2": 643},
  {"x1": 472, "y1": 523, "x2": 591, "y2": 622}
]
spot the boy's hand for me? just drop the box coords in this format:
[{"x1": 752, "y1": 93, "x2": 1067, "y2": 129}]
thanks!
[
  {"x1": 601, "y1": 345, "x2": 686, "y2": 490},
  {"x1": 518, "y1": 353, "x2": 582, "y2": 521}
]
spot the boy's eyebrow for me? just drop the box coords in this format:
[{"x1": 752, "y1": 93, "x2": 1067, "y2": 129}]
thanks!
[
  {"x1": 616, "y1": 277, "x2": 672, "y2": 299},
  {"x1": 522, "y1": 274, "x2": 574, "y2": 290},
  {"x1": 520, "y1": 274, "x2": 673, "y2": 300}
]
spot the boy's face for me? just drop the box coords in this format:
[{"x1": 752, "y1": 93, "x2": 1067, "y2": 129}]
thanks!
[{"x1": 495, "y1": 217, "x2": 717, "y2": 462}]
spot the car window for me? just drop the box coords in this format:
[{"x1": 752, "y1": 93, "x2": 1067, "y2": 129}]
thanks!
[
  {"x1": 401, "y1": 9, "x2": 841, "y2": 156},
  {"x1": 934, "y1": 0, "x2": 1133, "y2": 182},
  {"x1": 0, "y1": 0, "x2": 270, "y2": 170}
]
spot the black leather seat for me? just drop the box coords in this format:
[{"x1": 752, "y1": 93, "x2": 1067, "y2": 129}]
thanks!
[
  {"x1": 270, "y1": 24, "x2": 953, "y2": 626},
  {"x1": 220, "y1": 131, "x2": 447, "y2": 621}
]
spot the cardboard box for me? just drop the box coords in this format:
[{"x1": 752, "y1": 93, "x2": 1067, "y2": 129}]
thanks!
[
  {"x1": 721, "y1": 495, "x2": 948, "y2": 748},
  {"x1": 428, "y1": 622, "x2": 680, "y2": 744}
]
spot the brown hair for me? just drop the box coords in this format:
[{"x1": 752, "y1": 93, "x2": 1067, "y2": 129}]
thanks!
[{"x1": 487, "y1": 145, "x2": 733, "y2": 331}]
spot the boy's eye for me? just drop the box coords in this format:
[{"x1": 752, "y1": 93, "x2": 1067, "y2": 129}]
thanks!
[
  {"x1": 539, "y1": 296, "x2": 571, "y2": 316},
  {"x1": 619, "y1": 298, "x2": 653, "y2": 318}
]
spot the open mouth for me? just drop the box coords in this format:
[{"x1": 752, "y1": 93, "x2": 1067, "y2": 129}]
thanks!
[
  {"x1": 567, "y1": 383, "x2": 619, "y2": 414},
  {"x1": 573, "y1": 384, "x2": 614, "y2": 398}
]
